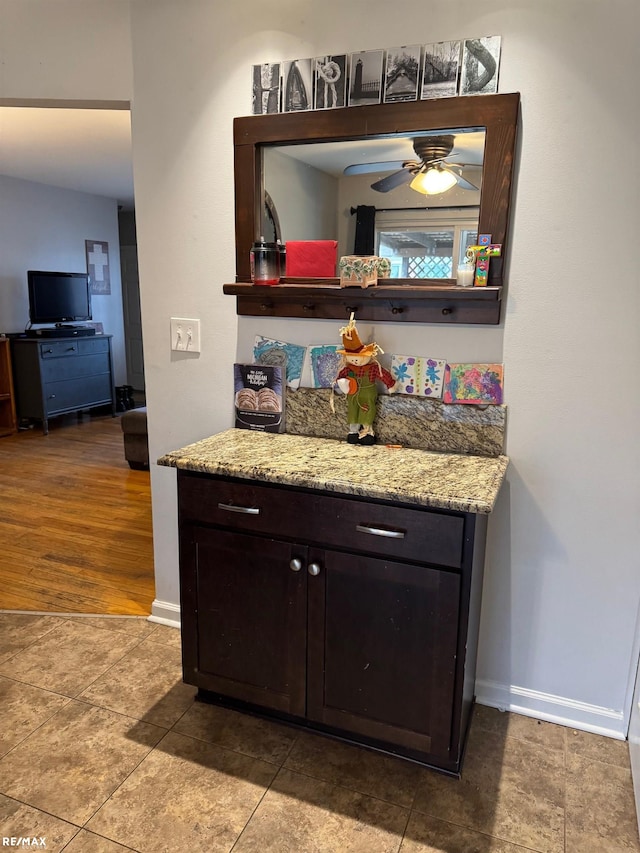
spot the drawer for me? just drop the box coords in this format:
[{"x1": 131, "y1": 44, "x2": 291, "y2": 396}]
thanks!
[
  {"x1": 39, "y1": 337, "x2": 109, "y2": 359},
  {"x1": 178, "y1": 473, "x2": 464, "y2": 569},
  {"x1": 41, "y1": 353, "x2": 110, "y2": 383},
  {"x1": 39, "y1": 341, "x2": 82, "y2": 359},
  {"x1": 78, "y1": 337, "x2": 110, "y2": 356}
]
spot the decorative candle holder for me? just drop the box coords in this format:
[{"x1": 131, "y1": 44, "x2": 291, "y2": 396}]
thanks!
[{"x1": 457, "y1": 262, "x2": 475, "y2": 287}]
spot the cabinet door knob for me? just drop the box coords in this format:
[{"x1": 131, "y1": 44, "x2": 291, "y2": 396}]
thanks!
[
  {"x1": 289, "y1": 558, "x2": 302, "y2": 572},
  {"x1": 308, "y1": 562, "x2": 321, "y2": 576}
]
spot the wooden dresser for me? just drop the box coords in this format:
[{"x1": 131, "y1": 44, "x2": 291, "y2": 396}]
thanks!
[{"x1": 0, "y1": 338, "x2": 17, "y2": 437}]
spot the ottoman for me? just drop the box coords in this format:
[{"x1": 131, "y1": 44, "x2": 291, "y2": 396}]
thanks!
[{"x1": 121, "y1": 406, "x2": 149, "y2": 470}]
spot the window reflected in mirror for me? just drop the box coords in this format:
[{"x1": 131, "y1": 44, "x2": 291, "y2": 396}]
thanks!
[{"x1": 376, "y1": 210, "x2": 478, "y2": 279}]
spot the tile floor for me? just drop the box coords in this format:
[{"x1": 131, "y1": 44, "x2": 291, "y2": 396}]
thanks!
[{"x1": 0, "y1": 612, "x2": 638, "y2": 853}]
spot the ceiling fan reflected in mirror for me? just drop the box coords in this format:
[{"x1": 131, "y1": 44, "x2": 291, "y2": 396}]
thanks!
[{"x1": 344, "y1": 135, "x2": 480, "y2": 196}]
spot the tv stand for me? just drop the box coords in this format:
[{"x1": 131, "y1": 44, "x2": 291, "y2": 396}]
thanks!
[{"x1": 11, "y1": 335, "x2": 115, "y2": 434}]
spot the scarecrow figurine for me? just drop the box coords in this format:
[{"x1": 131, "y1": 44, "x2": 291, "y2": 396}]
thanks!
[{"x1": 332, "y1": 313, "x2": 395, "y2": 445}]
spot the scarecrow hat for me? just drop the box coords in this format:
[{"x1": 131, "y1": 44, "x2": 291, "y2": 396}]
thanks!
[{"x1": 336, "y1": 313, "x2": 380, "y2": 357}]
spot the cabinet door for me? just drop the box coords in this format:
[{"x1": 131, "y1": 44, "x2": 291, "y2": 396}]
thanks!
[
  {"x1": 306, "y1": 549, "x2": 460, "y2": 759},
  {"x1": 181, "y1": 525, "x2": 307, "y2": 716}
]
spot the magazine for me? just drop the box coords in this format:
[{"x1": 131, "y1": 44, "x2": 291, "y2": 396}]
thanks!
[{"x1": 234, "y1": 363, "x2": 285, "y2": 432}]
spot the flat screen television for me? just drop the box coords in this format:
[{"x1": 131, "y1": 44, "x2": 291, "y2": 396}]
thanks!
[{"x1": 27, "y1": 270, "x2": 92, "y2": 325}]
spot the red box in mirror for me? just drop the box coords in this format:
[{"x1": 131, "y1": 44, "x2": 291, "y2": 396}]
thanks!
[{"x1": 285, "y1": 240, "x2": 337, "y2": 277}]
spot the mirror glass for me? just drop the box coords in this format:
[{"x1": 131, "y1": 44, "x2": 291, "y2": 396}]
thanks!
[{"x1": 262, "y1": 128, "x2": 485, "y2": 279}]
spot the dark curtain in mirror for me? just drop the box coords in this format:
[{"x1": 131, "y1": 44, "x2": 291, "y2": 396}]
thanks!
[{"x1": 353, "y1": 205, "x2": 376, "y2": 255}]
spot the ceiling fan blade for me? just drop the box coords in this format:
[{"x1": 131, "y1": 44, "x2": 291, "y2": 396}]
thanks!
[
  {"x1": 343, "y1": 160, "x2": 404, "y2": 176},
  {"x1": 441, "y1": 164, "x2": 479, "y2": 191},
  {"x1": 371, "y1": 168, "x2": 413, "y2": 193}
]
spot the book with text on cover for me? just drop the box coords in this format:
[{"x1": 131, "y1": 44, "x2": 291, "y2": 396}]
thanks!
[{"x1": 234, "y1": 363, "x2": 285, "y2": 432}]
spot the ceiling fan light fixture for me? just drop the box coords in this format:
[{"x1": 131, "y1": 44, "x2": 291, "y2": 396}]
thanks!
[{"x1": 410, "y1": 167, "x2": 457, "y2": 195}]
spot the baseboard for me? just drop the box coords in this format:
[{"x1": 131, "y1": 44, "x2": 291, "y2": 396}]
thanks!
[
  {"x1": 476, "y1": 678, "x2": 626, "y2": 740},
  {"x1": 149, "y1": 599, "x2": 181, "y2": 629},
  {"x1": 142, "y1": 606, "x2": 628, "y2": 740}
]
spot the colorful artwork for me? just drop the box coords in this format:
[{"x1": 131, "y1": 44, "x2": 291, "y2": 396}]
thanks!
[
  {"x1": 391, "y1": 355, "x2": 446, "y2": 397},
  {"x1": 309, "y1": 345, "x2": 342, "y2": 388},
  {"x1": 443, "y1": 363, "x2": 504, "y2": 404},
  {"x1": 253, "y1": 336, "x2": 306, "y2": 389}
]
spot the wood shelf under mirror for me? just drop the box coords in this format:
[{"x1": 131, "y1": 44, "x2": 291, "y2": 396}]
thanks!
[{"x1": 223, "y1": 280, "x2": 502, "y2": 324}]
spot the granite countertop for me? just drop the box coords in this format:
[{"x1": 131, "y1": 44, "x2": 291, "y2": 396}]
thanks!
[{"x1": 158, "y1": 429, "x2": 508, "y2": 514}]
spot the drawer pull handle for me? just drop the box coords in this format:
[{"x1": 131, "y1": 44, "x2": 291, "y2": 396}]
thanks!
[
  {"x1": 66, "y1": 346, "x2": 76, "y2": 352},
  {"x1": 289, "y1": 558, "x2": 302, "y2": 572},
  {"x1": 217, "y1": 502, "x2": 261, "y2": 515},
  {"x1": 356, "y1": 524, "x2": 406, "y2": 539},
  {"x1": 308, "y1": 562, "x2": 321, "y2": 576}
]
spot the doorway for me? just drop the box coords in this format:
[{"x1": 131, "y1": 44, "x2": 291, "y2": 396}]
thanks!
[
  {"x1": 0, "y1": 98, "x2": 153, "y2": 614},
  {"x1": 118, "y1": 210, "x2": 145, "y2": 397}
]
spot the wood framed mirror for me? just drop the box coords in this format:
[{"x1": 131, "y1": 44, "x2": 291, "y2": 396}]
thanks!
[{"x1": 229, "y1": 92, "x2": 519, "y2": 324}]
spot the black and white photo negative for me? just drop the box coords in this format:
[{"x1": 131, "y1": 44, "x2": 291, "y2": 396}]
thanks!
[
  {"x1": 383, "y1": 45, "x2": 421, "y2": 103},
  {"x1": 314, "y1": 55, "x2": 347, "y2": 109},
  {"x1": 421, "y1": 41, "x2": 462, "y2": 99},
  {"x1": 459, "y1": 36, "x2": 501, "y2": 95},
  {"x1": 282, "y1": 59, "x2": 314, "y2": 112},
  {"x1": 252, "y1": 63, "x2": 281, "y2": 115},
  {"x1": 348, "y1": 50, "x2": 384, "y2": 107}
]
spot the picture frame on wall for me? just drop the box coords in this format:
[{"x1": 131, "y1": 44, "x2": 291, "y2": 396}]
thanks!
[
  {"x1": 282, "y1": 59, "x2": 314, "y2": 113},
  {"x1": 251, "y1": 63, "x2": 281, "y2": 115},
  {"x1": 421, "y1": 41, "x2": 462, "y2": 99},
  {"x1": 348, "y1": 49, "x2": 384, "y2": 107},
  {"x1": 85, "y1": 239, "x2": 110, "y2": 295},
  {"x1": 314, "y1": 55, "x2": 348, "y2": 109},
  {"x1": 459, "y1": 36, "x2": 501, "y2": 95},
  {"x1": 383, "y1": 45, "x2": 421, "y2": 103}
]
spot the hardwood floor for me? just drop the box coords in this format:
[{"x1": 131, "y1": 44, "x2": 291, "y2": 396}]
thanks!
[{"x1": 0, "y1": 411, "x2": 155, "y2": 615}]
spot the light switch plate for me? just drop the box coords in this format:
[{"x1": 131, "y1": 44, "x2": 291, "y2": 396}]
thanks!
[{"x1": 170, "y1": 318, "x2": 201, "y2": 353}]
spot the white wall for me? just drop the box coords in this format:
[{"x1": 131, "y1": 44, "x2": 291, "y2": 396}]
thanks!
[
  {"x1": 0, "y1": 175, "x2": 127, "y2": 384},
  {"x1": 265, "y1": 148, "x2": 338, "y2": 242},
  {"x1": 129, "y1": 0, "x2": 640, "y2": 736},
  {"x1": 0, "y1": 0, "x2": 132, "y2": 102},
  {"x1": 2, "y1": 0, "x2": 639, "y2": 738}
]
